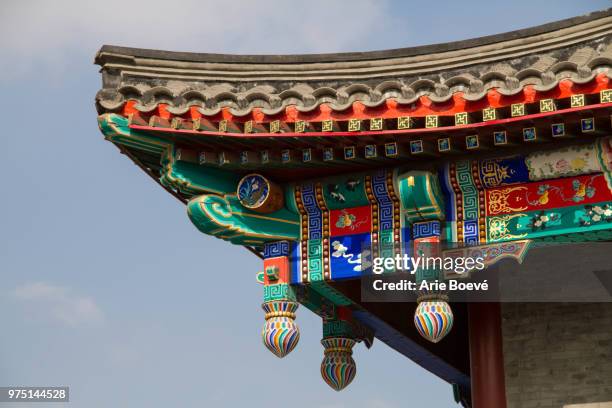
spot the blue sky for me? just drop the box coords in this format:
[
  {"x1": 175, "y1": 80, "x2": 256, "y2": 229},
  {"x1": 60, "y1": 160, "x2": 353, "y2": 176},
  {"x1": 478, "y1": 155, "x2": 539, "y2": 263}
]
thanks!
[{"x1": 0, "y1": 1, "x2": 608, "y2": 407}]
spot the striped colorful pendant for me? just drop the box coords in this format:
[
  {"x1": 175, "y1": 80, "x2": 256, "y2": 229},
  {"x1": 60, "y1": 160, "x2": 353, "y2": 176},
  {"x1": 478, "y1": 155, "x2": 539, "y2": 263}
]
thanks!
[
  {"x1": 320, "y1": 337, "x2": 357, "y2": 391},
  {"x1": 262, "y1": 301, "x2": 300, "y2": 358},
  {"x1": 414, "y1": 299, "x2": 454, "y2": 343}
]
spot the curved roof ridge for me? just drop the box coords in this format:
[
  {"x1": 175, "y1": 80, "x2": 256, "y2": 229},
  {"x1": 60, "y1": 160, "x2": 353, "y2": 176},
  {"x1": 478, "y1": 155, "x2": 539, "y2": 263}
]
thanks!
[{"x1": 96, "y1": 8, "x2": 611, "y2": 65}]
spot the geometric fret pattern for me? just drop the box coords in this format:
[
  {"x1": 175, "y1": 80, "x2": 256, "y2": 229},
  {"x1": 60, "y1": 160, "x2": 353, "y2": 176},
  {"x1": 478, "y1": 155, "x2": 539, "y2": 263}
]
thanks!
[
  {"x1": 294, "y1": 169, "x2": 400, "y2": 284},
  {"x1": 263, "y1": 241, "x2": 291, "y2": 258}
]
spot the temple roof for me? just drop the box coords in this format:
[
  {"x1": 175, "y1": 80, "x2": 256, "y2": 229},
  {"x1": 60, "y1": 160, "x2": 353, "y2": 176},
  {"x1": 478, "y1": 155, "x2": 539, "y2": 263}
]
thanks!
[{"x1": 95, "y1": 9, "x2": 612, "y2": 116}]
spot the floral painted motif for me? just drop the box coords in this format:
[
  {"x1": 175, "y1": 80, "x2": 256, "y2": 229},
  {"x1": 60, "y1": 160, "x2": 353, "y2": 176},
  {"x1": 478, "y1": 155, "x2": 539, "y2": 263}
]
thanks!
[
  {"x1": 237, "y1": 174, "x2": 269, "y2": 208},
  {"x1": 525, "y1": 144, "x2": 601, "y2": 181},
  {"x1": 597, "y1": 137, "x2": 612, "y2": 190},
  {"x1": 330, "y1": 206, "x2": 371, "y2": 236},
  {"x1": 580, "y1": 204, "x2": 612, "y2": 226},
  {"x1": 335, "y1": 210, "x2": 367, "y2": 231},
  {"x1": 526, "y1": 176, "x2": 597, "y2": 206},
  {"x1": 527, "y1": 211, "x2": 560, "y2": 231},
  {"x1": 485, "y1": 174, "x2": 610, "y2": 216}
]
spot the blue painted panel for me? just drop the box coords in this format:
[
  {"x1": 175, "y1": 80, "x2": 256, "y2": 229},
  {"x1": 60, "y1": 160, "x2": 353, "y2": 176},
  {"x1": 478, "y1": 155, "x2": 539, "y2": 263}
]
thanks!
[
  {"x1": 439, "y1": 165, "x2": 456, "y2": 221},
  {"x1": 401, "y1": 226, "x2": 413, "y2": 259},
  {"x1": 329, "y1": 233, "x2": 372, "y2": 280},
  {"x1": 477, "y1": 156, "x2": 529, "y2": 188},
  {"x1": 289, "y1": 241, "x2": 301, "y2": 284}
]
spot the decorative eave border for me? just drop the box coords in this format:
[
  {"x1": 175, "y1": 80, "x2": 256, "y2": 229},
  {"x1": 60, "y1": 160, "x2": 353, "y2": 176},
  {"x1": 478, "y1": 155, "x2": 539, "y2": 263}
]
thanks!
[
  {"x1": 96, "y1": 10, "x2": 612, "y2": 116},
  {"x1": 121, "y1": 84, "x2": 612, "y2": 139},
  {"x1": 97, "y1": 66, "x2": 612, "y2": 116}
]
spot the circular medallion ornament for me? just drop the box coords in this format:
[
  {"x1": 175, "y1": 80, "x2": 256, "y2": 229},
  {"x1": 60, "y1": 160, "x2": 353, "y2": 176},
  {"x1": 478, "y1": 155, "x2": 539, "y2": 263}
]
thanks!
[{"x1": 237, "y1": 173, "x2": 284, "y2": 213}]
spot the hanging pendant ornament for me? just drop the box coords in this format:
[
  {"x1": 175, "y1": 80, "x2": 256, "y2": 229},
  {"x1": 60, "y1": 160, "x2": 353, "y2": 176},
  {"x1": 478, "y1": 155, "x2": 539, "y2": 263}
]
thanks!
[
  {"x1": 320, "y1": 337, "x2": 357, "y2": 391},
  {"x1": 414, "y1": 294, "x2": 454, "y2": 343},
  {"x1": 262, "y1": 300, "x2": 300, "y2": 358}
]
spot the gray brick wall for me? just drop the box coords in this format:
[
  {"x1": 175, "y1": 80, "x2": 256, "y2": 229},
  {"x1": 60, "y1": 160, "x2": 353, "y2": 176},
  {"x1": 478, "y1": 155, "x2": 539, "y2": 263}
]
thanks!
[{"x1": 502, "y1": 303, "x2": 612, "y2": 408}]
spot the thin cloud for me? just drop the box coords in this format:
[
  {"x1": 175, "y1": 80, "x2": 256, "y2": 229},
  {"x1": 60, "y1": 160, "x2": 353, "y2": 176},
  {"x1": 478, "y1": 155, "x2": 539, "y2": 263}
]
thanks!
[{"x1": 13, "y1": 281, "x2": 104, "y2": 326}]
